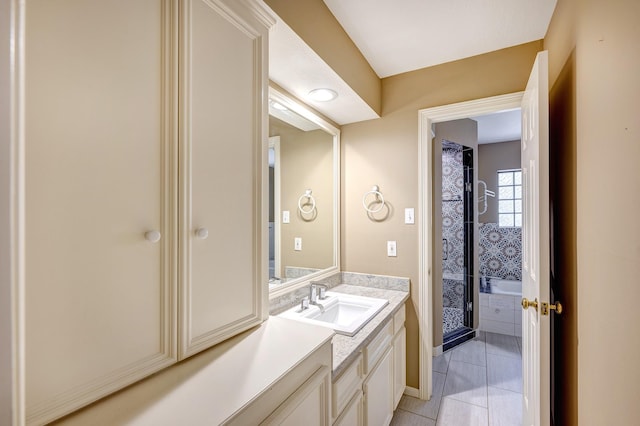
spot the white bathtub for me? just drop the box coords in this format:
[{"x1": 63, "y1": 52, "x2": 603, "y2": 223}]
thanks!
[{"x1": 490, "y1": 279, "x2": 522, "y2": 296}]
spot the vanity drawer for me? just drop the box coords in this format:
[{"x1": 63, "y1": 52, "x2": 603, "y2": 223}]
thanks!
[
  {"x1": 363, "y1": 321, "x2": 393, "y2": 375},
  {"x1": 393, "y1": 306, "x2": 405, "y2": 335},
  {"x1": 332, "y1": 354, "x2": 363, "y2": 420}
]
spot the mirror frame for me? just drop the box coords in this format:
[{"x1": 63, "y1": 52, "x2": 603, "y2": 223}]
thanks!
[{"x1": 268, "y1": 86, "x2": 340, "y2": 299}]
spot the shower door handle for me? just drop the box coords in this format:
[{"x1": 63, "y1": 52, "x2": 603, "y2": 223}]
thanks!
[{"x1": 443, "y1": 238, "x2": 448, "y2": 260}]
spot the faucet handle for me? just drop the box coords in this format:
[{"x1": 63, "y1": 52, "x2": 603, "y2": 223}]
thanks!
[
  {"x1": 319, "y1": 286, "x2": 327, "y2": 300},
  {"x1": 301, "y1": 297, "x2": 309, "y2": 311}
]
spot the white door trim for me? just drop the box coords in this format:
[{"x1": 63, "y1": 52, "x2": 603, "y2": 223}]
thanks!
[
  {"x1": 417, "y1": 92, "x2": 523, "y2": 399},
  {"x1": 3, "y1": 0, "x2": 26, "y2": 424}
]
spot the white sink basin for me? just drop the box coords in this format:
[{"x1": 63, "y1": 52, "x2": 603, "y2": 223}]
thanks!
[{"x1": 278, "y1": 291, "x2": 388, "y2": 336}]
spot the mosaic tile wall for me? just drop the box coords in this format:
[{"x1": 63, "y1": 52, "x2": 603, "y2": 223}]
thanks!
[
  {"x1": 442, "y1": 278, "x2": 464, "y2": 309},
  {"x1": 442, "y1": 142, "x2": 465, "y2": 276},
  {"x1": 479, "y1": 222, "x2": 522, "y2": 280}
]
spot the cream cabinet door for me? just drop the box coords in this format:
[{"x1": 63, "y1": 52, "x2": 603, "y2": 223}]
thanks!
[
  {"x1": 363, "y1": 347, "x2": 394, "y2": 426},
  {"x1": 260, "y1": 366, "x2": 331, "y2": 426},
  {"x1": 178, "y1": 0, "x2": 268, "y2": 358},
  {"x1": 24, "y1": 1, "x2": 177, "y2": 424},
  {"x1": 335, "y1": 390, "x2": 364, "y2": 426},
  {"x1": 393, "y1": 327, "x2": 406, "y2": 409}
]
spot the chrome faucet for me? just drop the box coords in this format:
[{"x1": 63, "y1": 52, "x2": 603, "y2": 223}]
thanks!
[{"x1": 309, "y1": 282, "x2": 329, "y2": 313}]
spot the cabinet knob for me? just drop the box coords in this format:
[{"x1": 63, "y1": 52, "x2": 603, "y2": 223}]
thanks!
[
  {"x1": 144, "y1": 230, "x2": 161, "y2": 243},
  {"x1": 195, "y1": 228, "x2": 209, "y2": 240}
]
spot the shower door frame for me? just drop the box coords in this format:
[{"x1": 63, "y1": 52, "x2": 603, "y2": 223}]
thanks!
[{"x1": 440, "y1": 141, "x2": 475, "y2": 350}]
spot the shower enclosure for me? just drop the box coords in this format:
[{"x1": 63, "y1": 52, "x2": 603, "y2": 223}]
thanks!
[{"x1": 441, "y1": 140, "x2": 475, "y2": 350}]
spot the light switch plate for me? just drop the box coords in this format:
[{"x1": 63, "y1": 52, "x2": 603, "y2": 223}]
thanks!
[
  {"x1": 404, "y1": 208, "x2": 415, "y2": 224},
  {"x1": 387, "y1": 241, "x2": 397, "y2": 257},
  {"x1": 282, "y1": 210, "x2": 290, "y2": 224},
  {"x1": 294, "y1": 237, "x2": 302, "y2": 251}
]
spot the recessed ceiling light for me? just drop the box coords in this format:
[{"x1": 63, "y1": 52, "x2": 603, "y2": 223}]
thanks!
[{"x1": 307, "y1": 88, "x2": 338, "y2": 102}]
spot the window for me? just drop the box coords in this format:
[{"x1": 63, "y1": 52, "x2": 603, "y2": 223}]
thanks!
[{"x1": 498, "y1": 169, "x2": 522, "y2": 227}]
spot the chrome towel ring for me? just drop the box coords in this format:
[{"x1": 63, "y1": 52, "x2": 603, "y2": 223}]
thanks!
[
  {"x1": 298, "y1": 189, "x2": 316, "y2": 214},
  {"x1": 362, "y1": 185, "x2": 385, "y2": 213}
]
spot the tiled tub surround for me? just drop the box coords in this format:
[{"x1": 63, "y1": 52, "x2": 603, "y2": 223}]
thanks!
[
  {"x1": 269, "y1": 272, "x2": 410, "y2": 379},
  {"x1": 479, "y1": 222, "x2": 522, "y2": 281}
]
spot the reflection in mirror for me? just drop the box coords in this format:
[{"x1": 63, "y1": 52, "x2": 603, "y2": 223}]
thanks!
[{"x1": 268, "y1": 87, "x2": 339, "y2": 294}]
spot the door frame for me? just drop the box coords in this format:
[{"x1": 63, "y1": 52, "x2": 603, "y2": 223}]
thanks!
[{"x1": 417, "y1": 92, "x2": 523, "y2": 399}]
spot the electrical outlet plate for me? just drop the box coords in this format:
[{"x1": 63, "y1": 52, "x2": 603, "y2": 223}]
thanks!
[
  {"x1": 387, "y1": 241, "x2": 397, "y2": 257},
  {"x1": 282, "y1": 211, "x2": 290, "y2": 224},
  {"x1": 294, "y1": 237, "x2": 302, "y2": 251}
]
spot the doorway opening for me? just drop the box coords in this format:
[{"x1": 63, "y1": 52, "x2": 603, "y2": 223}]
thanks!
[{"x1": 417, "y1": 92, "x2": 524, "y2": 401}]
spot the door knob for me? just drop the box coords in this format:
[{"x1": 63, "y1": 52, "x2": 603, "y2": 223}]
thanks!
[
  {"x1": 542, "y1": 301, "x2": 563, "y2": 316},
  {"x1": 195, "y1": 227, "x2": 209, "y2": 240},
  {"x1": 521, "y1": 297, "x2": 538, "y2": 312},
  {"x1": 144, "y1": 230, "x2": 161, "y2": 243}
]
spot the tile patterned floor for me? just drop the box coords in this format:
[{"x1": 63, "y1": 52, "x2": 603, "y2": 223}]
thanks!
[{"x1": 391, "y1": 332, "x2": 522, "y2": 426}]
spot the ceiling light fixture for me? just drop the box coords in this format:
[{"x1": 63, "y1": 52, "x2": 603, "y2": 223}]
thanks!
[{"x1": 307, "y1": 88, "x2": 338, "y2": 102}]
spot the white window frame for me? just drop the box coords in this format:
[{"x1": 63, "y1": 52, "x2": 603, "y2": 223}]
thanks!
[{"x1": 497, "y1": 168, "x2": 522, "y2": 227}]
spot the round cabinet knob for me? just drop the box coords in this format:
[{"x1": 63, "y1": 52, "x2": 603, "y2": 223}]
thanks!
[
  {"x1": 195, "y1": 228, "x2": 209, "y2": 240},
  {"x1": 144, "y1": 230, "x2": 161, "y2": 243}
]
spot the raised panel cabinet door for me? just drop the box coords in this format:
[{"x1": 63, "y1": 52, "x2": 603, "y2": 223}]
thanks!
[
  {"x1": 335, "y1": 390, "x2": 364, "y2": 426},
  {"x1": 363, "y1": 347, "x2": 394, "y2": 426},
  {"x1": 178, "y1": 0, "x2": 269, "y2": 358},
  {"x1": 24, "y1": 1, "x2": 178, "y2": 424},
  {"x1": 393, "y1": 327, "x2": 406, "y2": 409},
  {"x1": 260, "y1": 366, "x2": 331, "y2": 426}
]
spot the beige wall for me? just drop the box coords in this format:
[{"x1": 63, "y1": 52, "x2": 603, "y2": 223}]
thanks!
[
  {"x1": 270, "y1": 119, "x2": 334, "y2": 276},
  {"x1": 264, "y1": 0, "x2": 381, "y2": 115},
  {"x1": 478, "y1": 140, "x2": 521, "y2": 224},
  {"x1": 545, "y1": 0, "x2": 640, "y2": 424},
  {"x1": 341, "y1": 41, "x2": 542, "y2": 388},
  {"x1": 575, "y1": 0, "x2": 639, "y2": 424}
]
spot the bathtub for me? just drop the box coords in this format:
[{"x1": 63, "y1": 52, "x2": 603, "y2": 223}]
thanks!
[{"x1": 489, "y1": 279, "x2": 522, "y2": 296}]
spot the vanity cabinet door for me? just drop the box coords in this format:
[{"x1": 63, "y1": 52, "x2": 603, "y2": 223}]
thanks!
[
  {"x1": 24, "y1": 1, "x2": 177, "y2": 424},
  {"x1": 335, "y1": 390, "x2": 364, "y2": 426},
  {"x1": 363, "y1": 347, "x2": 394, "y2": 426},
  {"x1": 393, "y1": 327, "x2": 407, "y2": 409},
  {"x1": 178, "y1": 0, "x2": 268, "y2": 359}
]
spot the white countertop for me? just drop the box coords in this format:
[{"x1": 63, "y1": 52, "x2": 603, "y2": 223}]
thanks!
[{"x1": 58, "y1": 317, "x2": 334, "y2": 425}]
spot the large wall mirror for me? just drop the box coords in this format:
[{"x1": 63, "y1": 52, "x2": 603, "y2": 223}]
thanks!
[{"x1": 268, "y1": 86, "x2": 340, "y2": 296}]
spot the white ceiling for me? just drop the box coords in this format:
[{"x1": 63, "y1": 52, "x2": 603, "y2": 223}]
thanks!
[
  {"x1": 266, "y1": 0, "x2": 556, "y2": 125},
  {"x1": 323, "y1": 0, "x2": 557, "y2": 78},
  {"x1": 267, "y1": 11, "x2": 379, "y2": 126},
  {"x1": 473, "y1": 109, "x2": 522, "y2": 144}
]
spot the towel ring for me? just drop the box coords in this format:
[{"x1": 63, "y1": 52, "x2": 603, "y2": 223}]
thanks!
[
  {"x1": 298, "y1": 189, "x2": 316, "y2": 214},
  {"x1": 362, "y1": 185, "x2": 385, "y2": 213}
]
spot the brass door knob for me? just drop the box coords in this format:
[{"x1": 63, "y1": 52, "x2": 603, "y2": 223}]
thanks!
[
  {"x1": 521, "y1": 297, "x2": 538, "y2": 312},
  {"x1": 542, "y1": 301, "x2": 563, "y2": 316}
]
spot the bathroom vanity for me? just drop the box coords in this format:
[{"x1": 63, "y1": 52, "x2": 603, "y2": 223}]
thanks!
[
  {"x1": 271, "y1": 273, "x2": 410, "y2": 426},
  {"x1": 328, "y1": 286, "x2": 407, "y2": 426}
]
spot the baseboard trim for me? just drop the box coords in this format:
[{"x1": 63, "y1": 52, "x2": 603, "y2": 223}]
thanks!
[
  {"x1": 403, "y1": 386, "x2": 420, "y2": 399},
  {"x1": 433, "y1": 345, "x2": 443, "y2": 357}
]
